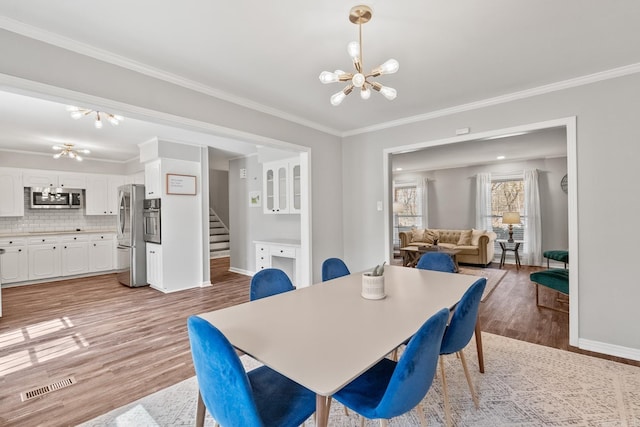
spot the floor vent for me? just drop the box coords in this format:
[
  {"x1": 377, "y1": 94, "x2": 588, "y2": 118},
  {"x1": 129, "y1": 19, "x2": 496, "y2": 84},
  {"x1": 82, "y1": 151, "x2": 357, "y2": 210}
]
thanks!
[{"x1": 20, "y1": 376, "x2": 76, "y2": 402}]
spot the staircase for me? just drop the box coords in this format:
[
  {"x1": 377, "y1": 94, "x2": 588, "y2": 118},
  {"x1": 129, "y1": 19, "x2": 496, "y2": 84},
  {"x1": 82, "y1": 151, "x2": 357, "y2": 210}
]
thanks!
[{"x1": 209, "y1": 209, "x2": 230, "y2": 258}]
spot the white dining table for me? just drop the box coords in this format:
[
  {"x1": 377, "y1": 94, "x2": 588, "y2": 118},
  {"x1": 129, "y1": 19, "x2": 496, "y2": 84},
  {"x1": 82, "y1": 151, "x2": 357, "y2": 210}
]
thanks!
[{"x1": 197, "y1": 265, "x2": 480, "y2": 426}]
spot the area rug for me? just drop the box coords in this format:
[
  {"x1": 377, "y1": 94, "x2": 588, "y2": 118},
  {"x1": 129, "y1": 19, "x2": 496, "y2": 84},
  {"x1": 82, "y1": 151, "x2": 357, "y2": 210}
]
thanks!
[
  {"x1": 80, "y1": 333, "x2": 640, "y2": 426},
  {"x1": 458, "y1": 267, "x2": 507, "y2": 301}
]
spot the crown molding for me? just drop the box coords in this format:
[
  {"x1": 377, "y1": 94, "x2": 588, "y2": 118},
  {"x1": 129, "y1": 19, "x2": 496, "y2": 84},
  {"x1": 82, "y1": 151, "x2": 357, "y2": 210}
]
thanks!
[
  {"x1": 0, "y1": 17, "x2": 342, "y2": 137},
  {"x1": 2, "y1": 16, "x2": 640, "y2": 140},
  {"x1": 342, "y1": 62, "x2": 640, "y2": 137}
]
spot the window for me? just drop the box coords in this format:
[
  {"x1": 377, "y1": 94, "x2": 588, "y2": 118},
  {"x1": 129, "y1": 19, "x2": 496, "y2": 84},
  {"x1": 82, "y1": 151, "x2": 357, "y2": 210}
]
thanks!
[
  {"x1": 394, "y1": 185, "x2": 422, "y2": 229},
  {"x1": 491, "y1": 179, "x2": 525, "y2": 242}
]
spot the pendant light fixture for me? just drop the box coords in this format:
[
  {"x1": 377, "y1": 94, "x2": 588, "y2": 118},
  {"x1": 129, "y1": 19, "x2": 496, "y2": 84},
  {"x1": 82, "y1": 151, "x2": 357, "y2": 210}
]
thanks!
[
  {"x1": 52, "y1": 143, "x2": 90, "y2": 161},
  {"x1": 319, "y1": 5, "x2": 399, "y2": 106},
  {"x1": 66, "y1": 106, "x2": 124, "y2": 129}
]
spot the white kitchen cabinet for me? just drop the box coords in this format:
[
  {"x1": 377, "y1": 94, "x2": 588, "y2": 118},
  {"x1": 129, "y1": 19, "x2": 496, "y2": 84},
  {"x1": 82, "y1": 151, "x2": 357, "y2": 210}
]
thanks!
[
  {"x1": 146, "y1": 243, "x2": 162, "y2": 288},
  {"x1": 254, "y1": 240, "x2": 302, "y2": 287},
  {"x1": 0, "y1": 238, "x2": 28, "y2": 283},
  {"x1": 0, "y1": 168, "x2": 25, "y2": 217},
  {"x1": 144, "y1": 160, "x2": 161, "y2": 198},
  {"x1": 60, "y1": 235, "x2": 89, "y2": 276},
  {"x1": 89, "y1": 234, "x2": 115, "y2": 272},
  {"x1": 23, "y1": 171, "x2": 86, "y2": 188},
  {"x1": 262, "y1": 158, "x2": 300, "y2": 214},
  {"x1": 85, "y1": 174, "x2": 125, "y2": 215},
  {"x1": 28, "y1": 237, "x2": 62, "y2": 280}
]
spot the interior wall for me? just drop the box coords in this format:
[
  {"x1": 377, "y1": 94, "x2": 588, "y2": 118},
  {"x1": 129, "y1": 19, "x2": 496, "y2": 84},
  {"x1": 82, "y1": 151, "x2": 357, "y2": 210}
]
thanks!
[
  {"x1": 394, "y1": 156, "x2": 569, "y2": 256},
  {"x1": 0, "y1": 29, "x2": 343, "y2": 283},
  {"x1": 229, "y1": 155, "x2": 301, "y2": 273},
  {"x1": 209, "y1": 169, "x2": 229, "y2": 226},
  {"x1": 343, "y1": 72, "x2": 640, "y2": 355}
]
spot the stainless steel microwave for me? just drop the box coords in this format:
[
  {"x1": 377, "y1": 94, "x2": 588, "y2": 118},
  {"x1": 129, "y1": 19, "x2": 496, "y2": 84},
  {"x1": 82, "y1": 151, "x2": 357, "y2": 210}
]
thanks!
[{"x1": 30, "y1": 187, "x2": 83, "y2": 209}]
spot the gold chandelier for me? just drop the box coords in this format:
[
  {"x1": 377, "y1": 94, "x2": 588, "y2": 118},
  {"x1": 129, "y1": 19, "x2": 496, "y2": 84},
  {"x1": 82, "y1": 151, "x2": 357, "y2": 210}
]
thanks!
[
  {"x1": 52, "y1": 143, "x2": 90, "y2": 161},
  {"x1": 319, "y1": 5, "x2": 399, "y2": 106},
  {"x1": 66, "y1": 106, "x2": 123, "y2": 129}
]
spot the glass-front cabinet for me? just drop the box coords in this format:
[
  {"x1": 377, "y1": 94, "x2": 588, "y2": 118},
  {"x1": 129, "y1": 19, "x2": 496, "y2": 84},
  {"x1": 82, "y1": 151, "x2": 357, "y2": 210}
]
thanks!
[{"x1": 262, "y1": 157, "x2": 300, "y2": 214}]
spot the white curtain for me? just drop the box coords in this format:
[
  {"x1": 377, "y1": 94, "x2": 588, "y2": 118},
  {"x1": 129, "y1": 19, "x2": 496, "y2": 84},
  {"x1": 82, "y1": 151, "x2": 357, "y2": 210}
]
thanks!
[
  {"x1": 416, "y1": 177, "x2": 429, "y2": 228},
  {"x1": 524, "y1": 169, "x2": 542, "y2": 265},
  {"x1": 475, "y1": 173, "x2": 492, "y2": 231}
]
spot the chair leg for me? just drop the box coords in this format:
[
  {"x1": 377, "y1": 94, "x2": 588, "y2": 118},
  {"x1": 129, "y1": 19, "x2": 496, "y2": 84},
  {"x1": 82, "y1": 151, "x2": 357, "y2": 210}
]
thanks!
[
  {"x1": 196, "y1": 390, "x2": 206, "y2": 427},
  {"x1": 459, "y1": 350, "x2": 479, "y2": 409},
  {"x1": 379, "y1": 419, "x2": 389, "y2": 427},
  {"x1": 416, "y1": 403, "x2": 429, "y2": 427},
  {"x1": 361, "y1": 416, "x2": 366, "y2": 427},
  {"x1": 474, "y1": 320, "x2": 485, "y2": 373},
  {"x1": 439, "y1": 355, "x2": 452, "y2": 427}
]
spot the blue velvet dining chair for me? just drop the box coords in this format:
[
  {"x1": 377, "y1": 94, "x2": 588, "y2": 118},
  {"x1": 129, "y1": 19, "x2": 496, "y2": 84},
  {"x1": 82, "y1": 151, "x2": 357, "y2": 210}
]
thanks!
[
  {"x1": 439, "y1": 277, "x2": 487, "y2": 426},
  {"x1": 250, "y1": 268, "x2": 295, "y2": 301},
  {"x1": 332, "y1": 308, "x2": 450, "y2": 427},
  {"x1": 321, "y1": 257, "x2": 351, "y2": 282},
  {"x1": 188, "y1": 316, "x2": 316, "y2": 427},
  {"x1": 416, "y1": 252, "x2": 456, "y2": 273}
]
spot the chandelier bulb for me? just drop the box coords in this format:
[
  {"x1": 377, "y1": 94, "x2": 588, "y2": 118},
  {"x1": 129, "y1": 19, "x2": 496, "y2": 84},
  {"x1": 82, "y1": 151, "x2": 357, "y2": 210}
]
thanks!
[
  {"x1": 53, "y1": 152, "x2": 62, "y2": 159},
  {"x1": 379, "y1": 85, "x2": 397, "y2": 101},
  {"x1": 75, "y1": 155, "x2": 83, "y2": 162},
  {"x1": 94, "y1": 118, "x2": 103, "y2": 129},
  {"x1": 373, "y1": 59, "x2": 400, "y2": 75},
  {"x1": 330, "y1": 91, "x2": 347, "y2": 106},
  {"x1": 319, "y1": 71, "x2": 339, "y2": 84},
  {"x1": 347, "y1": 41, "x2": 360, "y2": 60},
  {"x1": 108, "y1": 115, "x2": 120, "y2": 126},
  {"x1": 352, "y1": 73, "x2": 365, "y2": 88},
  {"x1": 70, "y1": 111, "x2": 83, "y2": 120},
  {"x1": 360, "y1": 86, "x2": 371, "y2": 100}
]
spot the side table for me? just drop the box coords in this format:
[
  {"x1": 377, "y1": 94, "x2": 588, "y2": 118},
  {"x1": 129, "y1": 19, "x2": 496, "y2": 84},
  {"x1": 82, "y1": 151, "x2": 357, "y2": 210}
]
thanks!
[{"x1": 498, "y1": 239, "x2": 522, "y2": 270}]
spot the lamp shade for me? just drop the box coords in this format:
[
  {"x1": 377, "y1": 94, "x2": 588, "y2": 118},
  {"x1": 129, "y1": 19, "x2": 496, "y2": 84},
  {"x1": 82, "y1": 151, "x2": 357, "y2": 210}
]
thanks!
[{"x1": 502, "y1": 212, "x2": 521, "y2": 224}]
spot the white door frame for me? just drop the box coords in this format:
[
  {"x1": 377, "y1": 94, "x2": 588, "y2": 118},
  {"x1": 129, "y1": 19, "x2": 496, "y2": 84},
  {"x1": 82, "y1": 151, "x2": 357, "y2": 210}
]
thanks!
[{"x1": 382, "y1": 117, "x2": 578, "y2": 346}]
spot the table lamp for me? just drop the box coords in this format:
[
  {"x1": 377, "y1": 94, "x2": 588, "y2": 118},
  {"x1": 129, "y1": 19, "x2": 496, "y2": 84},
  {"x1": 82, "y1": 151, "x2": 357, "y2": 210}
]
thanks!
[{"x1": 502, "y1": 212, "x2": 521, "y2": 243}]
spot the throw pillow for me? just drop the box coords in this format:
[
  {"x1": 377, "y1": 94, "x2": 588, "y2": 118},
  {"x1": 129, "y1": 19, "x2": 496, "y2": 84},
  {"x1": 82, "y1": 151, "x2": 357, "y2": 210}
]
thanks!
[
  {"x1": 411, "y1": 228, "x2": 425, "y2": 242},
  {"x1": 457, "y1": 229, "x2": 473, "y2": 246},
  {"x1": 471, "y1": 229, "x2": 486, "y2": 246},
  {"x1": 423, "y1": 229, "x2": 439, "y2": 244}
]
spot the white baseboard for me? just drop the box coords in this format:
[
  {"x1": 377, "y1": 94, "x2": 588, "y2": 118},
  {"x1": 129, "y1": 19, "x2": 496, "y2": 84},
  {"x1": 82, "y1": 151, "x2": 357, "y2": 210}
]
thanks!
[
  {"x1": 228, "y1": 267, "x2": 254, "y2": 277},
  {"x1": 578, "y1": 338, "x2": 640, "y2": 362},
  {"x1": 200, "y1": 281, "x2": 212, "y2": 287}
]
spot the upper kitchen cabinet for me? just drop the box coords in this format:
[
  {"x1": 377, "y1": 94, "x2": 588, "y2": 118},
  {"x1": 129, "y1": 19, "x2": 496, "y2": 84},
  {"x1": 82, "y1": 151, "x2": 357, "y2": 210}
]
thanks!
[
  {"x1": 144, "y1": 160, "x2": 161, "y2": 198},
  {"x1": 0, "y1": 167, "x2": 24, "y2": 217},
  {"x1": 23, "y1": 170, "x2": 86, "y2": 188},
  {"x1": 262, "y1": 157, "x2": 300, "y2": 214},
  {"x1": 85, "y1": 174, "x2": 125, "y2": 215}
]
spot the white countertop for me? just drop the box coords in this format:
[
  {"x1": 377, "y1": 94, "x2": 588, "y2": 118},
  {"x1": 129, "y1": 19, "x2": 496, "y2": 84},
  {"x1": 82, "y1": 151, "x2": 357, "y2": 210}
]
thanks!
[{"x1": 0, "y1": 229, "x2": 116, "y2": 238}]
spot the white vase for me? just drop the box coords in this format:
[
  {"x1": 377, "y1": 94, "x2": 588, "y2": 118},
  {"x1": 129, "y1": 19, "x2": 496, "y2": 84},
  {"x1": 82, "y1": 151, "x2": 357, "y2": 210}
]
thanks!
[{"x1": 362, "y1": 273, "x2": 386, "y2": 300}]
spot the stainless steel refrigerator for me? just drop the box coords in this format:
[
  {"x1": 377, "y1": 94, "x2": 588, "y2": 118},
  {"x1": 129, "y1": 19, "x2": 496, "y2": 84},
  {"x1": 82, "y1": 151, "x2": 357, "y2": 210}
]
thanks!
[{"x1": 116, "y1": 184, "x2": 147, "y2": 287}]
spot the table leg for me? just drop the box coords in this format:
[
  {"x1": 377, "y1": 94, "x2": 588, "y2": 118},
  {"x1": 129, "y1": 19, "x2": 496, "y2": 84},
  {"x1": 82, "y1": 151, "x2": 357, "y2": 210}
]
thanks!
[
  {"x1": 499, "y1": 244, "x2": 506, "y2": 269},
  {"x1": 316, "y1": 394, "x2": 329, "y2": 427},
  {"x1": 514, "y1": 244, "x2": 521, "y2": 270},
  {"x1": 474, "y1": 320, "x2": 484, "y2": 373}
]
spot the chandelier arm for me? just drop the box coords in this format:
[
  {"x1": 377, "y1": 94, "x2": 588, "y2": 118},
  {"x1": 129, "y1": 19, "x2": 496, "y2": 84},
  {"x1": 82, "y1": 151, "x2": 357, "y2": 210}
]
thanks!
[{"x1": 359, "y1": 21, "x2": 363, "y2": 71}]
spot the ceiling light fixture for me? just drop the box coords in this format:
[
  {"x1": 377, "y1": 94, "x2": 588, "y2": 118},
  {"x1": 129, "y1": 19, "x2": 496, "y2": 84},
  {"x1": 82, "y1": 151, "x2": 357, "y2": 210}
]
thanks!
[
  {"x1": 52, "y1": 143, "x2": 90, "y2": 162},
  {"x1": 319, "y1": 5, "x2": 399, "y2": 106},
  {"x1": 66, "y1": 106, "x2": 123, "y2": 129}
]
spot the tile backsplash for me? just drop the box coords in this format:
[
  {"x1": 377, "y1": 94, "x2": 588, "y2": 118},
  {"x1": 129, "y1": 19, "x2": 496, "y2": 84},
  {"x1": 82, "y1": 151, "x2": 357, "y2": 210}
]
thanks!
[{"x1": 0, "y1": 188, "x2": 116, "y2": 234}]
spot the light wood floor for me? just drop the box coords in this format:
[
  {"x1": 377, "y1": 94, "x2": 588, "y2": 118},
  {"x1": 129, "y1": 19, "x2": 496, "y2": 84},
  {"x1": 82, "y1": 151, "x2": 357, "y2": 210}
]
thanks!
[{"x1": 0, "y1": 259, "x2": 637, "y2": 426}]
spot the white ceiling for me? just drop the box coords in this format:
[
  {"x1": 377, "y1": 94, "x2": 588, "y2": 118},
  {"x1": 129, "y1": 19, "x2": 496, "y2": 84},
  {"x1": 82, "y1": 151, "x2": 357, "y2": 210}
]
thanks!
[{"x1": 1, "y1": 1, "x2": 639, "y2": 161}]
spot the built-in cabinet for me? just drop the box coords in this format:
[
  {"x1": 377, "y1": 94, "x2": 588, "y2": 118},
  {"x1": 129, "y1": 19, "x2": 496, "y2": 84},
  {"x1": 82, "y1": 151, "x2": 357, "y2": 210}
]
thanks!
[
  {"x1": 85, "y1": 175, "x2": 125, "y2": 215},
  {"x1": 254, "y1": 239, "x2": 302, "y2": 287},
  {"x1": 23, "y1": 171, "x2": 87, "y2": 189},
  {"x1": 0, "y1": 238, "x2": 28, "y2": 282},
  {"x1": 146, "y1": 243, "x2": 162, "y2": 288},
  {"x1": 0, "y1": 233, "x2": 116, "y2": 284},
  {"x1": 0, "y1": 168, "x2": 24, "y2": 217},
  {"x1": 145, "y1": 161, "x2": 161, "y2": 198},
  {"x1": 262, "y1": 157, "x2": 301, "y2": 214}
]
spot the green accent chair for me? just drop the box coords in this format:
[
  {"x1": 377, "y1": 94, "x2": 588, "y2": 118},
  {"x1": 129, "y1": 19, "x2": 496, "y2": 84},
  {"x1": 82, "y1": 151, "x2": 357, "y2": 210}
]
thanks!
[
  {"x1": 530, "y1": 268, "x2": 569, "y2": 313},
  {"x1": 543, "y1": 250, "x2": 569, "y2": 268}
]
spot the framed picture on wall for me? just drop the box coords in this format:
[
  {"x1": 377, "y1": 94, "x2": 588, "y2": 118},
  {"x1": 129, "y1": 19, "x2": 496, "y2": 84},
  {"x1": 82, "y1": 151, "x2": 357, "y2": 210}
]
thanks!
[
  {"x1": 249, "y1": 190, "x2": 261, "y2": 207},
  {"x1": 166, "y1": 174, "x2": 197, "y2": 195}
]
